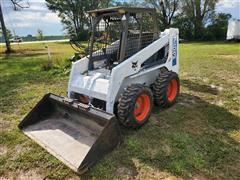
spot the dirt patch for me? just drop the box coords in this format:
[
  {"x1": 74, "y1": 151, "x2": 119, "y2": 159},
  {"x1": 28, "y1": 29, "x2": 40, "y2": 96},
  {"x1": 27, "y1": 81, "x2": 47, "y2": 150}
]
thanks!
[
  {"x1": 1, "y1": 170, "x2": 44, "y2": 180},
  {"x1": 67, "y1": 176, "x2": 81, "y2": 180},
  {"x1": 115, "y1": 166, "x2": 138, "y2": 179},
  {"x1": 0, "y1": 119, "x2": 11, "y2": 132},
  {"x1": 18, "y1": 170, "x2": 44, "y2": 180},
  {"x1": 0, "y1": 145, "x2": 8, "y2": 156},
  {"x1": 216, "y1": 54, "x2": 240, "y2": 60},
  {"x1": 228, "y1": 130, "x2": 240, "y2": 143},
  {"x1": 14, "y1": 144, "x2": 29, "y2": 155},
  {"x1": 192, "y1": 174, "x2": 207, "y2": 180},
  {"x1": 132, "y1": 158, "x2": 182, "y2": 180},
  {"x1": 210, "y1": 99, "x2": 224, "y2": 107},
  {"x1": 136, "y1": 168, "x2": 182, "y2": 180}
]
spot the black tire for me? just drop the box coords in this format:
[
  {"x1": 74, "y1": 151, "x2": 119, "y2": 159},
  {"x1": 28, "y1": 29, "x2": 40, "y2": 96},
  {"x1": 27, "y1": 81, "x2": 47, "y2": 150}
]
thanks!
[
  {"x1": 152, "y1": 71, "x2": 180, "y2": 107},
  {"x1": 117, "y1": 84, "x2": 153, "y2": 128}
]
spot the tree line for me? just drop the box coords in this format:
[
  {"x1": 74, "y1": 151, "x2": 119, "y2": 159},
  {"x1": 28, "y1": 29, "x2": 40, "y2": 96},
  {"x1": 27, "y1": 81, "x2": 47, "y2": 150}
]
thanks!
[
  {"x1": 0, "y1": 0, "x2": 232, "y2": 53},
  {"x1": 46, "y1": 0, "x2": 231, "y2": 42}
]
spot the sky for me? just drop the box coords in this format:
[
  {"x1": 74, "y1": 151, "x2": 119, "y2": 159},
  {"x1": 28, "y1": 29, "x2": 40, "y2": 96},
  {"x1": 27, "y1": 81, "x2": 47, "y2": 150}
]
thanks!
[{"x1": 1, "y1": 0, "x2": 240, "y2": 36}]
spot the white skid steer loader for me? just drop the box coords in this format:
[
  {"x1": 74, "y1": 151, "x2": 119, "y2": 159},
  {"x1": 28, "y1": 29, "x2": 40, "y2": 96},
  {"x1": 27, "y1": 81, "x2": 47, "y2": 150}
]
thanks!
[{"x1": 19, "y1": 7, "x2": 180, "y2": 174}]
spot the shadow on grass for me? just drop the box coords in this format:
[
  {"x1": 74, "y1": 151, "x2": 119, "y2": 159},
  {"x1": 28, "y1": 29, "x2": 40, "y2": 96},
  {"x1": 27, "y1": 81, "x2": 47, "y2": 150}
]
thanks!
[
  {"x1": 84, "y1": 93, "x2": 240, "y2": 179},
  {"x1": 181, "y1": 79, "x2": 219, "y2": 95}
]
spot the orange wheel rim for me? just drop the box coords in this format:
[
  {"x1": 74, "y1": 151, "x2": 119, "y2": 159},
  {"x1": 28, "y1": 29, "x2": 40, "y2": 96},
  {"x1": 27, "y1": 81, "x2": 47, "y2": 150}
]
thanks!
[
  {"x1": 167, "y1": 79, "x2": 178, "y2": 102},
  {"x1": 134, "y1": 93, "x2": 151, "y2": 122}
]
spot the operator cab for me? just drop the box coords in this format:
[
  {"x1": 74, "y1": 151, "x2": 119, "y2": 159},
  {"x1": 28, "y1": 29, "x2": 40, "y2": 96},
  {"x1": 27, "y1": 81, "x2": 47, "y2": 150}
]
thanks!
[{"x1": 87, "y1": 7, "x2": 168, "y2": 71}]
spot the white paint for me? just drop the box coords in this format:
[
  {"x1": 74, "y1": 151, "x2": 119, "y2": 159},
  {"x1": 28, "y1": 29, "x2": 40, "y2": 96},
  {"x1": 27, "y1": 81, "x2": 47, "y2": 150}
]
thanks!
[{"x1": 68, "y1": 28, "x2": 179, "y2": 114}]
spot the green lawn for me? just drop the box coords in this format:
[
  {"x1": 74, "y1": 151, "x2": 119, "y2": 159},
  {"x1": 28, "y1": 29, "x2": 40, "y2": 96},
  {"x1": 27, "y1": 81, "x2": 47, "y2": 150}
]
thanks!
[{"x1": 0, "y1": 42, "x2": 240, "y2": 179}]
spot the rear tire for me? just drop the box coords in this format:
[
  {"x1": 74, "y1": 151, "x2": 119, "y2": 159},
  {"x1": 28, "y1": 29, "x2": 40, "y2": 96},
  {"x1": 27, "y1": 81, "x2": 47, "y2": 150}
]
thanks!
[
  {"x1": 117, "y1": 84, "x2": 153, "y2": 128},
  {"x1": 153, "y1": 71, "x2": 180, "y2": 107}
]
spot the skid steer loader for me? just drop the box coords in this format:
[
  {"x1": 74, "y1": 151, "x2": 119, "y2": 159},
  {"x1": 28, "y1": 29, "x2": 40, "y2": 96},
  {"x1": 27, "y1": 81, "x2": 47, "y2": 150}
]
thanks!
[{"x1": 19, "y1": 7, "x2": 180, "y2": 174}]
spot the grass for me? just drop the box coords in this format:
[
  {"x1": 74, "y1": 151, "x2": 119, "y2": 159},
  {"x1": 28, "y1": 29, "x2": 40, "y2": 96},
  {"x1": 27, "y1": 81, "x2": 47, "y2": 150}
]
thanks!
[{"x1": 0, "y1": 41, "x2": 240, "y2": 179}]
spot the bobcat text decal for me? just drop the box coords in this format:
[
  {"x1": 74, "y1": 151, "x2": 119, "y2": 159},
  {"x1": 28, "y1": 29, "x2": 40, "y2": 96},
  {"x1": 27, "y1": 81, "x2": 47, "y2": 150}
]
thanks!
[{"x1": 172, "y1": 38, "x2": 177, "y2": 66}]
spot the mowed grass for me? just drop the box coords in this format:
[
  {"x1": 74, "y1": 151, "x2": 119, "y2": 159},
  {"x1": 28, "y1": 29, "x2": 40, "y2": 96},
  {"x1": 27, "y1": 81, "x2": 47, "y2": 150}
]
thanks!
[{"x1": 0, "y1": 42, "x2": 240, "y2": 179}]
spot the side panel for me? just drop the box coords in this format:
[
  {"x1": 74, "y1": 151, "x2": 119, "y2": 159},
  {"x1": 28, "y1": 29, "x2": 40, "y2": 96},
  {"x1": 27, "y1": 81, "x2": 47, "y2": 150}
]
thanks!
[{"x1": 68, "y1": 57, "x2": 89, "y2": 97}]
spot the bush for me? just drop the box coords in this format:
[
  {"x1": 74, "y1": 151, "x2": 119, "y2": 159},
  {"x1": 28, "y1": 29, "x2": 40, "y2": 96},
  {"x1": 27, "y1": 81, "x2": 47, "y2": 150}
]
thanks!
[
  {"x1": 41, "y1": 57, "x2": 71, "y2": 76},
  {"x1": 41, "y1": 61, "x2": 54, "y2": 71}
]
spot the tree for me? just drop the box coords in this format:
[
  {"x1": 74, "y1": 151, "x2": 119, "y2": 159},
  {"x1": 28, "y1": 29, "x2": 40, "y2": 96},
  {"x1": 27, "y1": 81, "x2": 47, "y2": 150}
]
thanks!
[
  {"x1": 204, "y1": 13, "x2": 231, "y2": 40},
  {"x1": 0, "y1": 0, "x2": 29, "y2": 52},
  {"x1": 45, "y1": 0, "x2": 113, "y2": 51},
  {"x1": 181, "y1": 0, "x2": 219, "y2": 40},
  {"x1": 10, "y1": 0, "x2": 29, "y2": 10},
  {"x1": 99, "y1": 0, "x2": 113, "y2": 7},
  {"x1": 36, "y1": 29, "x2": 44, "y2": 41},
  {"x1": 172, "y1": 15, "x2": 195, "y2": 40},
  {"x1": 145, "y1": 0, "x2": 180, "y2": 30},
  {"x1": 0, "y1": 3, "x2": 11, "y2": 52},
  {"x1": 46, "y1": 0, "x2": 96, "y2": 41},
  {"x1": 6, "y1": 29, "x2": 13, "y2": 39}
]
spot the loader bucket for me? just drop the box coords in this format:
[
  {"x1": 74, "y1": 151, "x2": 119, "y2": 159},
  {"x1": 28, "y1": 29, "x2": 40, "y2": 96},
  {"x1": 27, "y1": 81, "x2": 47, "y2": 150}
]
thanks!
[{"x1": 19, "y1": 93, "x2": 122, "y2": 174}]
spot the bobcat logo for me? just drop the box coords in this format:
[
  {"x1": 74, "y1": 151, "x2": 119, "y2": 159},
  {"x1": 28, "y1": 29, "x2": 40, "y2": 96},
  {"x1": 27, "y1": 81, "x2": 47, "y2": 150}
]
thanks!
[{"x1": 132, "y1": 61, "x2": 138, "y2": 70}]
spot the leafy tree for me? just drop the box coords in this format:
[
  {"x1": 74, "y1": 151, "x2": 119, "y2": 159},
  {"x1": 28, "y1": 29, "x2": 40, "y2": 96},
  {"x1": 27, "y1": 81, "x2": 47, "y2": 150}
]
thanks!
[
  {"x1": 36, "y1": 29, "x2": 44, "y2": 41},
  {"x1": 0, "y1": 28, "x2": 12, "y2": 39},
  {"x1": 46, "y1": 0, "x2": 105, "y2": 41},
  {"x1": 173, "y1": 12, "x2": 231, "y2": 41},
  {"x1": 114, "y1": 0, "x2": 141, "y2": 6},
  {"x1": 6, "y1": 29, "x2": 13, "y2": 39},
  {"x1": 172, "y1": 15, "x2": 195, "y2": 40},
  {"x1": 204, "y1": 13, "x2": 231, "y2": 40},
  {"x1": 145, "y1": 0, "x2": 180, "y2": 30},
  {"x1": 181, "y1": 0, "x2": 219, "y2": 40},
  {"x1": 45, "y1": 0, "x2": 114, "y2": 51},
  {"x1": 100, "y1": 0, "x2": 113, "y2": 7}
]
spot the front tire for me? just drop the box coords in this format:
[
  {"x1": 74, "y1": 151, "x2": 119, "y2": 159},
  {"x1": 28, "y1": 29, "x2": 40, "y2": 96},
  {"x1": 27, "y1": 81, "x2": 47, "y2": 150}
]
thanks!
[{"x1": 117, "y1": 84, "x2": 153, "y2": 128}]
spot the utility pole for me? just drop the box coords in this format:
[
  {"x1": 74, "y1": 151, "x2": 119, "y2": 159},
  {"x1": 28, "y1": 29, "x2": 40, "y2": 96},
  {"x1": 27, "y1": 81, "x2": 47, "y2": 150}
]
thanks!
[{"x1": 0, "y1": 2, "x2": 11, "y2": 52}]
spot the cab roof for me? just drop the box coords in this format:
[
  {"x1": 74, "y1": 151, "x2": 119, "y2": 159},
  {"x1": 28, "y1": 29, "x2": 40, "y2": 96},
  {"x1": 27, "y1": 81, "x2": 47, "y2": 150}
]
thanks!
[{"x1": 87, "y1": 6, "x2": 156, "y2": 17}]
